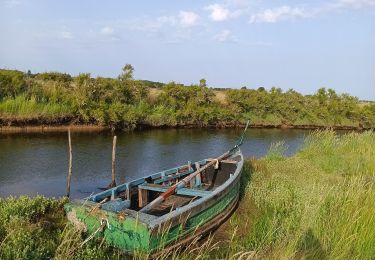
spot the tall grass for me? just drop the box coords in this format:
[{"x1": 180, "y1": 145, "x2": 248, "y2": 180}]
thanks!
[
  {"x1": 226, "y1": 130, "x2": 375, "y2": 259},
  {"x1": 0, "y1": 131, "x2": 374, "y2": 259},
  {"x1": 0, "y1": 95, "x2": 73, "y2": 118}
]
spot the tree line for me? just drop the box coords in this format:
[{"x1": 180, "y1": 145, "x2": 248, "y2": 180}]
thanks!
[{"x1": 0, "y1": 65, "x2": 374, "y2": 129}]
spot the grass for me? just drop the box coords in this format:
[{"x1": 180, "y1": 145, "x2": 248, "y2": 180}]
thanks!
[
  {"x1": 0, "y1": 95, "x2": 73, "y2": 119},
  {"x1": 0, "y1": 130, "x2": 374, "y2": 259}
]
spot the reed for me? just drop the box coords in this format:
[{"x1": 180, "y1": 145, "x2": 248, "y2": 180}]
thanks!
[{"x1": 0, "y1": 95, "x2": 73, "y2": 118}]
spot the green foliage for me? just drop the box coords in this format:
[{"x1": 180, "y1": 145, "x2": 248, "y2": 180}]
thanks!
[
  {"x1": 36, "y1": 72, "x2": 72, "y2": 83},
  {"x1": 0, "y1": 68, "x2": 374, "y2": 129},
  {"x1": 0, "y1": 70, "x2": 27, "y2": 99}
]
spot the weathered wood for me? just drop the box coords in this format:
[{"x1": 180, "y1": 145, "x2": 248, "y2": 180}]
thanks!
[
  {"x1": 194, "y1": 162, "x2": 201, "y2": 187},
  {"x1": 66, "y1": 128, "x2": 73, "y2": 197},
  {"x1": 154, "y1": 168, "x2": 193, "y2": 184},
  {"x1": 140, "y1": 150, "x2": 230, "y2": 213},
  {"x1": 150, "y1": 194, "x2": 239, "y2": 258},
  {"x1": 207, "y1": 158, "x2": 237, "y2": 164},
  {"x1": 138, "y1": 188, "x2": 148, "y2": 208},
  {"x1": 110, "y1": 136, "x2": 117, "y2": 188},
  {"x1": 138, "y1": 183, "x2": 212, "y2": 197}
]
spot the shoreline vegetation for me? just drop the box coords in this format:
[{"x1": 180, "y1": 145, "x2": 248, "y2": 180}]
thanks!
[
  {"x1": 0, "y1": 130, "x2": 374, "y2": 259},
  {"x1": 1, "y1": 66, "x2": 375, "y2": 131}
]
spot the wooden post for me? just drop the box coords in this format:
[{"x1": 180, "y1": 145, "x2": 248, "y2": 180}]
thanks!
[
  {"x1": 66, "y1": 128, "x2": 72, "y2": 198},
  {"x1": 195, "y1": 162, "x2": 202, "y2": 187},
  {"x1": 110, "y1": 135, "x2": 117, "y2": 188}
]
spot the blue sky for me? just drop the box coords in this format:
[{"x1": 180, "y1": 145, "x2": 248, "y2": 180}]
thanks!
[{"x1": 1, "y1": 0, "x2": 374, "y2": 100}]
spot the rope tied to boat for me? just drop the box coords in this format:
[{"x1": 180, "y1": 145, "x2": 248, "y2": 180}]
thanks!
[{"x1": 80, "y1": 218, "x2": 109, "y2": 247}]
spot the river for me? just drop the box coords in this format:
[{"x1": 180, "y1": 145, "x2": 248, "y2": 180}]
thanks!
[{"x1": 0, "y1": 128, "x2": 310, "y2": 198}]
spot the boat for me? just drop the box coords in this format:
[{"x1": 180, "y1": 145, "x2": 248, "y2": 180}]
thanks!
[{"x1": 64, "y1": 123, "x2": 248, "y2": 255}]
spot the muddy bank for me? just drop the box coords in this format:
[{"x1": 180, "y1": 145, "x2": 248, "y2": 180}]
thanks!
[{"x1": 0, "y1": 117, "x2": 373, "y2": 133}]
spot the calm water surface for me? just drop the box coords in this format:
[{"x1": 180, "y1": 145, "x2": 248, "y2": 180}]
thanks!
[{"x1": 0, "y1": 128, "x2": 310, "y2": 198}]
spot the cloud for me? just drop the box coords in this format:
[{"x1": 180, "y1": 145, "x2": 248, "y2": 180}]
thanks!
[
  {"x1": 335, "y1": 0, "x2": 375, "y2": 9},
  {"x1": 127, "y1": 12, "x2": 200, "y2": 32},
  {"x1": 2, "y1": 0, "x2": 21, "y2": 8},
  {"x1": 178, "y1": 11, "x2": 200, "y2": 27},
  {"x1": 206, "y1": 4, "x2": 230, "y2": 21},
  {"x1": 100, "y1": 26, "x2": 115, "y2": 35},
  {"x1": 249, "y1": 6, "x2": 309, "y2": 23},
  {"x1": 59, "y1": 30, "x2": 73, "y2": 39},
  {"x1": 214, "y1": 29, "x2": 237, "y2": 42}
]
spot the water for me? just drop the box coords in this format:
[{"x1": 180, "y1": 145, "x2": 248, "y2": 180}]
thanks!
[{"x1": 0, "y1": 128, "x2": 310, "y2": 198}]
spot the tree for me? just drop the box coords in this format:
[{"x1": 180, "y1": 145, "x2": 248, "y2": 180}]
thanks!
[
  {"x1": 119, "y1": 64, "x2": 134, "y2": 82},
  {"x1": 199, "y1": 78, "x2": 207, "y2": 88},
  {"x1": 257, "y1": 87, "x2": 266, "y2": 92}
]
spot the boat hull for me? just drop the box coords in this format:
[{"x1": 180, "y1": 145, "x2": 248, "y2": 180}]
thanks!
[{"x1": 64, "y1": 149, "x2": 243, "y2": 255}]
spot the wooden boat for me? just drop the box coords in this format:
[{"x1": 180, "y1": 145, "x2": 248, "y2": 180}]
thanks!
[{"x1": 64, "y1": 124, "x2": 248, "y2": 255}]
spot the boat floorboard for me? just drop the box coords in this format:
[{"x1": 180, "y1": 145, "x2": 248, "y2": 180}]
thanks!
[{"x1": 148, "y1": 195, "x2": 196, "y2": 216}]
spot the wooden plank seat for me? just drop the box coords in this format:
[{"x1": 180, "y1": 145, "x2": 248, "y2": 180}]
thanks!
[{"x1": 138, "y1": 183, "x2": 212, "y2": 198}]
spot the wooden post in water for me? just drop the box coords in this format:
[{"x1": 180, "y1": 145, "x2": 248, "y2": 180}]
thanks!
[
  {"x1": 110, "y1": 135, "x2": 117, "y2": 188},
  {"x1": 66, "y1": 128, "x2": 73, "y2": 198}
]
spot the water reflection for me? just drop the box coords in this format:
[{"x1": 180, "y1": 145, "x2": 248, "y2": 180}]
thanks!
[{"x1": 0, "y1": 128, "x2": 309, "y2": 198}]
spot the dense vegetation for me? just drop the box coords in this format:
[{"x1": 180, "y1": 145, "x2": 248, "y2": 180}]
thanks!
[
  {"x1": 0, "y1": 131, "x2": 374, "y2": 259},
  {"x1": 0, "y1": 67, "x2": 375, "y2": 129}
]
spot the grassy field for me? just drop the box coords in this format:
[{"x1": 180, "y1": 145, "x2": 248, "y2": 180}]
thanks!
[{"x1": 0, "y1": 130, "x2": 374, "y2": 259}]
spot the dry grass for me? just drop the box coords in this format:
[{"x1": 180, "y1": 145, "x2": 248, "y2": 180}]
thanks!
[{"x1": 213, "y1": 90, "x2": 228, "y2": 105}]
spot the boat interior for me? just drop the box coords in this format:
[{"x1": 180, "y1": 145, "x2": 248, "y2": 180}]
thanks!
[{"x1": 89, "y1": 155, "x2": 241, "y2": 217}]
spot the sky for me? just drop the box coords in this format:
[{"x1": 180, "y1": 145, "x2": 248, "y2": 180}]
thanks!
[{"x1": 0, "y1": 0, "x2": 374, "y2": 100}]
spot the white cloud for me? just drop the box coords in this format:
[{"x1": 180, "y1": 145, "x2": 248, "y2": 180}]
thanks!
[
  {"x1": 249, "y1": 6, "x2": 308, "y2": 23},
  {"x1": 206, "y1": 4, "x2": 230, "y2": 21},
  {"x1": 178, "y1": 11, "x2": 200, "y2": 27},
  {"x1": 336, "y1": 0, "x2": 375, "y2": 9},
  {"x1": 59, "y1": 31, "x2": 73, "y2": 39},
  {"x1": 100, "y1": 26, "x2": 114, "y2": 35},
  {"x1": 214, "y1": 29, "x2": 237, "y2": 42}
]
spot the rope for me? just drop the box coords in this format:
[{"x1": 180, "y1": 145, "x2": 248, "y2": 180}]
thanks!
[{"x1": 80, "y1": 219, "x2": 108, "y2": 247}]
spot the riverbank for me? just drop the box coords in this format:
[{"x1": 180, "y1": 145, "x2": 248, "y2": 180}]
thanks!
[
  {"x1": 1, "y1": 69, "x2": 375, "y2": 133},
  {"x1": 0, "y1": 121, "x2": 372, "y2": 133},
  {"x1": 0, "y1": 130, "x2": 374, "y2": 259}
]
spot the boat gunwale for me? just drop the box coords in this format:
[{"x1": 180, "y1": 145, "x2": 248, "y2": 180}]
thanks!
[
  {"x1": 82, "y1": 148, "x2": 244, "y2": 229},
  {"x1": 148, "y1": 149, "x2": 243, "y2": 229}
]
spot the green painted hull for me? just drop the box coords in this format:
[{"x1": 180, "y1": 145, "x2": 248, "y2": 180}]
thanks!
[
  {"x1": 64, "y1": 147, "x2": 244, "y2": 254},
  {"x1": 64, "y1": 180, "x2": 239, "y2": 254}
]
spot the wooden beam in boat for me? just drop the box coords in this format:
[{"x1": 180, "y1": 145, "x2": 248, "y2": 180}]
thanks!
[
  {"x1": 194, "y1": 162, "x2": 201, "y2": 187},
  {"x1": 138, "y1": 187, "x2": 148, "y2": 208},
  {"x1": 138, "y1": 184, "x2": 212, "y2": 197},
  {"x1": 154, "y1": 169, "x2": 193, "y2": 184},
  {"x1": 140, "y1": 150, "x2": 230, "y2": 213},
  {"x1": 206, "y1": 158, "x2": 237, "y2": 164}
]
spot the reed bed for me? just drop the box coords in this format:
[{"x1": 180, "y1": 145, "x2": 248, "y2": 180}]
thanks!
[
  {"x1": 0, "y1": 95, "x2": 73, "y2": 118},
  {"x1": 0, "y1": 130, "x2": 374, "y2": 259}
]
